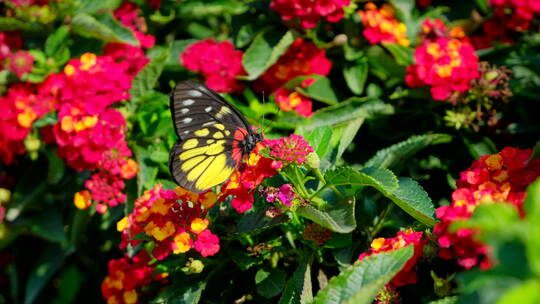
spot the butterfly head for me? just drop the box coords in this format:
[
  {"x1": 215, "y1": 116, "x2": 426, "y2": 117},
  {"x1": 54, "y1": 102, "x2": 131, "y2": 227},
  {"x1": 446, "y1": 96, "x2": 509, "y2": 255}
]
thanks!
[{"x1": 240, "y1": 132, "x2": 263, "y2": 155}]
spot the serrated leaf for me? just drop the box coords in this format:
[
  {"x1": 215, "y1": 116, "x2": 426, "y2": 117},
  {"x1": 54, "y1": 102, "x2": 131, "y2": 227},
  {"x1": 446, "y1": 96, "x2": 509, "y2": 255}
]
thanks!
[
  {"x1": 386, "y1": 177, "x2": 436, "y2": 226},
  {"x1": 325, "y1": 167, "x2": 399, "y2": 193},
  {"x1": 297, "y1": 196, "x2": 356, "y2": 233},
  {"x1": 256, "y1": 268, "x2": 287, "y2": 299},
  {"x1": 74, "y1": 0, "x2": 122, "y2": 14},
  {"x1": 343, "y1": 61, "x2": 368, "y2": 95},
  {"x1": 313, "y1": 245, "x2": 414, "y2": 304},
  {"x1": 233, "y1": 208, "x2": 289, "y2": 237},
  {"x1": 297, "y1": 77, "x2": 339, "y2": 105},
  {"x1": 279, "y1": 262, "x2": 313, "y2": 304},
  {"x1": 129, "y1": 48, "x2": 168, "y2": 108},
  {"x1": 243, "y1": 30, "x2": 295, "y2": 80},
  {"x1": 71, "y1": 13, "x2": 138, "y2": 45},
  {"x1": 365, "y1": 134, "x2": 453, "y2": 169},
  {"x1": 304, "y1": 126, "x2": 333, "y2": 158}
]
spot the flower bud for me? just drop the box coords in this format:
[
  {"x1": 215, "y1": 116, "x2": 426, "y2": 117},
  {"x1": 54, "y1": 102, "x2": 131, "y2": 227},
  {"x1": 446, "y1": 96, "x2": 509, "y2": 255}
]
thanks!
[
  {"x1": 24, "y1": 135, "x2": 40, "y2": 153},
  {"x1": 485, "y1": 70, "x2": 499, "y2": 82},
  {"x1": 333, "y1": 34, "x2": 348, "y2": 46},
  {"x1": 182, "y1": 258, "x2": 204, "y2": 274},
  {"x1": 305, "y1": 152, "x2": 320, "y2": 169},
  {"x1": 0, "y1": 188, "x2": 11, "y2": 205}
]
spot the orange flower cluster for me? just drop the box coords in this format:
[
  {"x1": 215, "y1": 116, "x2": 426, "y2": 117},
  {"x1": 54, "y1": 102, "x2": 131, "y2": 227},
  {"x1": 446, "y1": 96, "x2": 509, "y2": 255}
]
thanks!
[
  {"x1": 358, "y1": 3, "x2": 410, "y2": 46},
  {"x1": 118, "y1": 185, "x2": 220, "y2": 260}
]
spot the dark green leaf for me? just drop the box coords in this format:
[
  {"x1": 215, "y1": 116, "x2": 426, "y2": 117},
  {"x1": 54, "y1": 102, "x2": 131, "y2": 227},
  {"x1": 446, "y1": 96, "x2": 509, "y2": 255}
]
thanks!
[
  {"x1": 382, "y1": 43, "x2": 414, "y2": 66},
  {"x1": 129, "y1": 48, "x2": 169, "y2": 108},
  {"x1": 462, "y1": 136, "x2": 497, "y2": 159},
  {"x1": 279, "y1": 262, "x2": 313, "y2": 304},
  {"x1": 71, "y1": 13, "x2": 138, "y2": 45},
  {"x1": 325, "y1": 167, "x2": 399, "y2": 193},
  {"x1": 234, "y1": 208, "x2": 289, "y2": 237},
  {"x1": 297, "y1": 77, "x2": 339, "y2": 105},
  {"x1": 45, "y1": 26, "x2": 70, "y2": 57},
  {"x1": 304, "y1": 126, "x2": 333, "y2": 158},
  {"x1": 386, "y1": 177, "x2": 436, "y2": 226},
  {"x1": 45, "y1": 147, "x2": 65, "y2": 184},
  {"x1": 343, "y1": 61, "x2": 368, "y2": 95},
  {"x1": 243, "y1": 30, "x2": 295, "y2": 80},
  {"x1": 297, "y1": 195, "x2": 356, "y2": 233},
  {"x1": 0, "y1": 17, "x2": 43, "y2": 32},
  {"x1": 51, "y1": 267, "x2": 83, "y2": 304},
  {"x1": 24, "y1": 245, "x2": 65, "y2": 304},
  {"x1": 364, "y1": 134, "x2": 453, "y2": 169},
  {"x1": 313, "y1": 245, "x2": 414, "y2": 304},
  {"x1": 29, "y1": 210, "x2": 67, "y2": 244},
  {"x1": 530, "y1": 139, "x2": 540, "y2": 162},
  {"x1": 256, "y1": 268, "x2": 287, "y2": 299},
  {"x1": 74, "y1": 0, "x2": 122, "y2": 14},
  {"x1": 152, "y1": 281, "x2": 206, "y2": 304}
]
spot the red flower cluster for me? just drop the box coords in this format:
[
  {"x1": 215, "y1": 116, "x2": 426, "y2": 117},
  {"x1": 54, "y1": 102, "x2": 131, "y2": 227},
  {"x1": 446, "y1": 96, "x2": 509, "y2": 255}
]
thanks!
[
  {"x1": 255, "y1": 38, "x2": 332, "y2": 93},
  {"x1": 270, "y1": 0, "x2": 350, "y2": 29},
  {"x1": 0, "y1": 82, "x2": 55, "y2": 164},
  {"x1": 489, "y1": 0, "x2": 540, "y2": 32},
  {"x1": 180, "y1": 39, "x2": 246, "y2": 93},
  {"x1": 220, "y1": 144, "x2": 279, "y2": 213},
  {"x1": 406, "y1": 37, "x2": 479, "y2": 101},
  {"x1": 358, "y1": 229, "x2": 426, "y2": 287},
  {"x1": 420, "y1": 18, "x2": 466, "y2": 41},
  {"x1": 0, "y1": 31, "x2": 34, "y2": 78},
  {"x1": 358, "y1": 2, "x2": 410, "y2": 46},
  {"x1": 39, "y1": 45, "x2": 147, "y2": 212},
  {"x1": 118, "y1": 185, "x2": 220, "y2": 260},
  {"x1": 9, "y1": 0, "x2": 50, "y2": 7},
  {"x1": 434, "y1": 147, "x2": 540, "y2": 269},
  {"x1": 101, "y1": 251, "x2": 161, "y2": 304},
  {"x1": 302, "y1": 223, "x2": 333, "y2": 245},
  {"x1": 114, "y1": 1, "x2": 155, "y2": 48},
  {"x1": 264, "y1": 134, "x2": 314, "y2": 166}
]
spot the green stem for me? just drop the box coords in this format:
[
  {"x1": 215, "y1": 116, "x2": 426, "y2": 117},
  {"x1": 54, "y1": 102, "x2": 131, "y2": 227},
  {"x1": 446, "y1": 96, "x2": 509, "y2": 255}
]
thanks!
[{"x1": 370, "y1": 203, "x2": 394, "y2": 238}]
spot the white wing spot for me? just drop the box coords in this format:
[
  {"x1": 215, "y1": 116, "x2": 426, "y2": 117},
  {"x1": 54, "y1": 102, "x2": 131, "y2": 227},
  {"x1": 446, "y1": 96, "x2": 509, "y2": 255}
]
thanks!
[
  {"x1": 180, "y1": 108, "x2": 189, "y2": 114},
  {"x1": 205, "y1": 106, "x2": 212, "y2": 112},
  {"x1": 203, "y1": 121, "x2": 215, "y2": 126},
  {"x1": 182, "y1": 99, "x2": 195, "y2": 106},
  {"x1": 183, "y1": 130, "x2": 189, "y2": 134},
  {"x1": 187, "y1": 90, "x2": 203, "y2": 97},
  {"x1": 182, "y1": 117, "x2": 193, "y2": 124}
]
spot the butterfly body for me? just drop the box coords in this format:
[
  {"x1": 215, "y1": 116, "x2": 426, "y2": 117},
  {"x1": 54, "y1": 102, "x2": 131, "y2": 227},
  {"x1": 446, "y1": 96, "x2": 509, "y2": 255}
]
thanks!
[{"x1": 169, "y1": 81, "x2": 261, "y2": 193}]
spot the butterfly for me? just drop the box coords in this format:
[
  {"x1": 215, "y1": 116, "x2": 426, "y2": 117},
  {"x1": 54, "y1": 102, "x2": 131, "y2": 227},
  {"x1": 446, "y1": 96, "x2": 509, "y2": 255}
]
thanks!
[{"x1": 169, "y1": 81, "x2": 263, "y2": 193}]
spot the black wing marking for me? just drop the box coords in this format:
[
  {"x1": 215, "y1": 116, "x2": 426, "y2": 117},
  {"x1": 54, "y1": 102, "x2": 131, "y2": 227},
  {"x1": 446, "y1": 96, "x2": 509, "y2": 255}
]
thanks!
[{"x1": 170, "y1": 81, "x2": 251, "y2": 139}]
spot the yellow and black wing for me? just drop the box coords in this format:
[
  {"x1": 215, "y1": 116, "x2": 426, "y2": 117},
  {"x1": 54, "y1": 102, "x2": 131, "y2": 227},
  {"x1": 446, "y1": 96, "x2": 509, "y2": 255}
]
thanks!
[{"x1": 169, "y1": 81, "x2": 256, "y2": 193}]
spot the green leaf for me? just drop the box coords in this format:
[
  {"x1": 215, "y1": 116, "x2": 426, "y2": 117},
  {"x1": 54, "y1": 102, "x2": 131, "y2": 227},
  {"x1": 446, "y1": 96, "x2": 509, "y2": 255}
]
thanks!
[
  {"x1": 74, "y1": 0, "x2": 122, "y2": 14},
  {"x1": 256, "y1": 268, "x2": 287, "y2": 299},
  {"x1": 525, "y1": 179, "x2": 540, "y2": 222},
  {"x1": 33, "y1": 112, "x2": 58, "y2": 128},
  {"x1": 335, "y1": 118, "x2": 364, "y2": 165},
  {"x1": 71, "y1": 13, "x2": 138, "y2": 45},
  {"x1": 234, "y1": 208, "x2": 289, "y2": 237},
  {"x1": 151, "y1": 281, "x2": 206, "y2": 304},
  {"x1": 51, "y1": 267, "x2": 83, "y2": 304},
  {"x1": 462, "y1": 136, "x2": 498, "y2": 159},
  {"x1": 325, "y1": 167, "x2": 399, "y2": 193},
  {"x1": 297, "y1": 195, "x2": 356, "y2": 233},
  {"x1": 293, "y1": 99, "x2": 394, "y2": 133},
  {"x1": 364, "y1": 134, "x2": 453, "y2": 169},
  {"x1": 29, "y1": 210, "x2": 67, "y2": 244},
  {"x1": 166, "y1": 39, "x2": 199, "y2": 67},
  {"x1": 425, "y1": 297, "x2": 458, "y2": 304},
  {"x1": 382, "y1": 43, "x2": 414, "y2": 66},
  {"x1": 45, "y1": 26, "x2": 70, "y2": 57},
  {"x1": 243, "y1": 30, "x2": 295, "y2": 80},
  {"x1": 0, "y1": 17, "x2": 43, "y2": 32},
  {"x1": 496, "y1": 279, "x2": 540, "y2": 304},
  {"x1": 313, "y1": 245, "x2": 414, "y2": 304},
  {"x1": 24, "y1": 245, "x2": 65, "y2": 304},
  {"x1": 45, "y1": 147, "x2": 65, "y2": 184},
  {"x1": 135, "y1": 148, "x2": 159, "y2": 195},
  {"x1": 297, "y1": 77, "x2": 339, "y2": 105},
  {"x1": 343, "y1": 60, "x2": 368, "y2": 95},
  {"x1": 385, "y1": 177, "x2": 436, "y2": 227},
  {"x1": 129, "y1": 48, "x2": 169, "y2": 108},
  {"x1": 279, "y1": 262, "x2": 313, "y2": 304},
  {"x1": 304, "y1": 126, "x2": 333, "y2": 158}
]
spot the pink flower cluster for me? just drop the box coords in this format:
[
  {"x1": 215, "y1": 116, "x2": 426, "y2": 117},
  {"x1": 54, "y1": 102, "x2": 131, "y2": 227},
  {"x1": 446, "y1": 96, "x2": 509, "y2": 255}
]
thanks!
[
  {"x1": 118, "y1": 185, "x2": 220, "y2": 260},
  {"x1": 114, "y1": 1, "x2": 155, "y2": 48},
  {"x1": 0, "y1": 31, "x2": 34, "y2": 78},
  {"x1": 270, "y1": 0, "x2": 350, "y2": 29},
  {"x1": 181, "y1": 39, "x2": 246, "y2": 93},
  {"x1": 434, "y1": 147, "x2": 540, "y2": 269},
  {"x1": 265, "y1": 134, "x2": 314, "y2": 166},
  {"x1": 406, "y1": 37, "x2": 479, "y2": 102},
  {"x1": 265, "y1": 184, "x2": 297, "y2": 207}
]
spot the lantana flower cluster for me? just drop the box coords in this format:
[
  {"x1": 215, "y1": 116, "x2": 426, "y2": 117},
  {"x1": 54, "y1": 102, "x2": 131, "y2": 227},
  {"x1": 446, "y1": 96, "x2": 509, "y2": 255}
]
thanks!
[
  {"x1": 220, "y1": 143, "x2": 279, "y2": 213},
  {"x1": 114, "y1": 1, "x2": 155, "y2": 49},
  {"x1": 265, "y1": 134, "x2": 314, "y2": 166},
  {"x1": 434, "y1": 147, "x2": 540, "y2": 269},
  {"x1": 358, "y1": 229, "x2": 426, "y2": 287},
  {"x1": 0, "y1": 31, "x2": 34, "y2": 78},
  {"x1": 0, "y1": 82, "x2": 55, "y2": 164},
  {"x1": 358, "y1": 2, "x2": 410, "y2": 46},
  {"x1": 101, "y1": 251, "x2": 161, "y2": 304},
  {"x1": 46, "y1": 46, "x2": 147, "y2": 213},
  {"x1": 180, "y1": 39, "x2": 246, "y2": 93},
  {"x1": 270, "y1": 0, "x2": 350, "y2": 29},
  {"x1": 118, "y1": 185, "x2": 220, "y2": 260},
  {"x1": 274, "y1": 83, "x2": 314, "y2": 117},
  {"x1": 406, "y1": 37, "x2": 479, "y2": 102}
]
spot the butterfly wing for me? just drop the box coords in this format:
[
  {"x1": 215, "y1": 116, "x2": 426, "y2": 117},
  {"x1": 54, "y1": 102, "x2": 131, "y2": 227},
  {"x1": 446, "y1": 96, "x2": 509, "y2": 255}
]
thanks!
[{"x1": 169, "y1": 81, "x2": 252, "y2": 192}]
